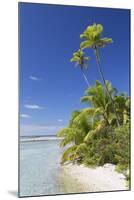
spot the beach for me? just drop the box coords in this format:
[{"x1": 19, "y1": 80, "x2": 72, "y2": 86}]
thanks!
[
  {"x1": 20, "y1": 138, "x2": 129, "y2": 197},
  {"x1": 62, "y1": 163, "x2": 128, "y2": 192}
]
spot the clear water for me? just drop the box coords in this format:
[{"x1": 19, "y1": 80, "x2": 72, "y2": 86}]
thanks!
[{"x1": 19, "y1": 139, "x2": 86, "y2": 197}]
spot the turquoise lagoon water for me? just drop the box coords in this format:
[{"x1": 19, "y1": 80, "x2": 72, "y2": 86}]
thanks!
[{"x1": 19, "y1": 139, "x2": 85, "y2": 197}]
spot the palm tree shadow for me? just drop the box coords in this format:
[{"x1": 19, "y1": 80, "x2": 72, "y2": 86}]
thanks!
[{"x1": 8, "y1": 190, "x2": 18, "y2": 197}]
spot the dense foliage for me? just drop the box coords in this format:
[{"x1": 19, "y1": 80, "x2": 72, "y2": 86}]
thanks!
[{"x1": 57, "y1": 81, "x2": 130, "y2": 174}]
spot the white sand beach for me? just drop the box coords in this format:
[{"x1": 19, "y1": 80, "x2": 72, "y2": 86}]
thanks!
[{"x1": 62, "y1": 163, "x2": 128, "y2": 192}]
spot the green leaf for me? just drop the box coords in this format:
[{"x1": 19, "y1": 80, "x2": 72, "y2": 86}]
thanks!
[
  {"x1": 61, "y1": 145, "x2": 78, "y2": 164},
  {"x1": 80, "y1": 40, "x2": 94, "y2": 49},
  {"x1": 96, "y1": 24, "x2": 103, "y2": 34}
]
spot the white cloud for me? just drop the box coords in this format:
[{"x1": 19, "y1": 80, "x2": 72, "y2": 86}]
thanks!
[
  {"x1": 58, "y1": 119, "x2": 63, "y2": 122},
  {"x1": 20, "y1": 125, "x2": 64, "y2": 136},
  {"x1": 24, "y1": 104, "x2": 43, "y2": 109},
  {"x1": 29, "y1": 76, "x2": 41, "y2": 81},
  {"x1": 20, "y1": 114, "x2": 31, "y2": 118}
]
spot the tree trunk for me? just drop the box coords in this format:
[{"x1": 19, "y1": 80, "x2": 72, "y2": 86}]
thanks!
[
  {"x1": 94, "y1": 47, "x2": 120, "y2": 127},
  {"x1": 103, "y1": 113, "x2": 110, "y2": 126},
  {"x1": 81, "y1": 68, "x2": 90, "y2": 87}
]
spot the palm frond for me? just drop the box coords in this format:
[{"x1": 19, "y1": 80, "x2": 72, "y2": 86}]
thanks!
[
  {"x1": 80, "y1": 96, "x2": 93, "y2": 104},
  {"x1": 76, "y1": 143, "x2": 88, "y2": 154},
  {"x1": 61, "y1": 145, "x2": 78, "y2": 164},
  {"x1": 84, "y1": 130, "x2": 95, "y2": 142},
  {"x1": 57, "y1": 127, "x2": 72, "y2": 137},
  {"x1": 80, "y1": 23, "x2": 113, "y2": 49},
  {"x1": 57, "y1": 128, "x2": 77, "y2": 147},
  {"x1": 71, "y1": 49, "x2": 90, "y2": 70},
  {"x1": 80, "y1": 40, "x2": 94, "y2": 49}
]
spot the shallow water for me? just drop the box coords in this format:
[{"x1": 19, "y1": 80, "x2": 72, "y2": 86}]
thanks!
[{"x1": 19, "y1": 139, "x2": 85, "y2": 197}]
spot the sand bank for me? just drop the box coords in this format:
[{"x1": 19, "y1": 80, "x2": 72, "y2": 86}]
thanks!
[{"x1": 62, "y1": 163, "x2": 128, "y2": 192}]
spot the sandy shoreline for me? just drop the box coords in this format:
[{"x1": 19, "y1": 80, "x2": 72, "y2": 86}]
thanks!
[{"x1": 62, "y1": 163, "x2": 128, "y2": 192}]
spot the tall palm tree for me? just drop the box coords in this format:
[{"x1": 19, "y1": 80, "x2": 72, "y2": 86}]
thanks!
[
  {"x1": 80, "y1": 23, "x2": 120, "y2": 126},
  {"x1": 70, "y1": 49, "x2": 90, "y2": 87}
]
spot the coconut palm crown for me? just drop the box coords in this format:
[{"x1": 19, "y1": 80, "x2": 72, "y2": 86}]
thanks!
[
  {"x1": 70, "y1": 49, "x2": 90, "y2": 69},
  {"x1": 80, "y1": 23, "x2": 113, "y2": 49}
]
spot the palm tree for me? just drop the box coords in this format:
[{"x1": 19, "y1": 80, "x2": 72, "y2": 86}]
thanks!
[
  {"x1": 57, "y1": 109, "x2": 93, "y2": 164},
  {"x1": 70, "y1": 49, "x2": 90, "y2": 87},
  {"x1": 57, "y1": 81, "x2": 113, "y2": 164},
  {"x1": 80, "y1": 23, "x2": 120, "y2": 126},
  {"x1": 57, "y1": 82, "x2": 130, "y2": 166},
  {"x1": 81, "y1": 80, "x2": 118, "y2": 126},
  {"x1": 114, "y1": 94, "x2": 130, "y2": 124}
]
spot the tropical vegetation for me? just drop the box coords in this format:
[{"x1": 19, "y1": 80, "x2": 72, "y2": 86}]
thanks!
[{"x1": 57, "y1": 23, "x2": 130, "y2": 179}]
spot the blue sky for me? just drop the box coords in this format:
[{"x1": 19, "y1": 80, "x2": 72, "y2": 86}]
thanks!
[{"x1": 19, "y1": 3, "x2": 130, "y2": 136}]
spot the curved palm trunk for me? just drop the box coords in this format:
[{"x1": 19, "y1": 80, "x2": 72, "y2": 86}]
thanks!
[
  {"x1": 94, "y1": 47, "x2": 120, "y2": 127},
  {"x1": 103, "y1": 113, "x2": 110, "y2": 126},
  {"x1": 81, "y1": 68, "x2": 90, "y2": 87}
]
